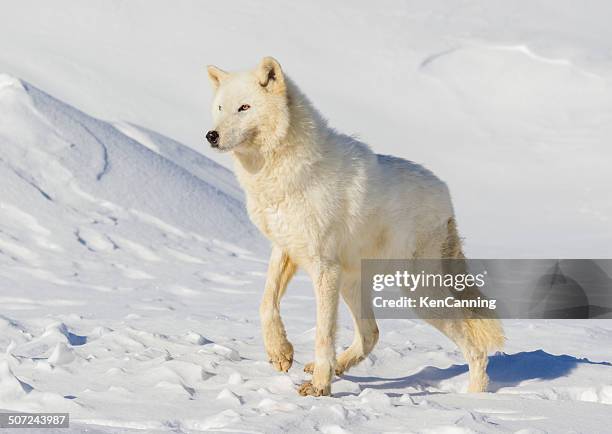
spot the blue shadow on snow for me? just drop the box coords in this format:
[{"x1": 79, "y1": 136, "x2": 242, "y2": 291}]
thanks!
[{"x1": 340, "y1": 350, "x2": 611, "y2": 394}]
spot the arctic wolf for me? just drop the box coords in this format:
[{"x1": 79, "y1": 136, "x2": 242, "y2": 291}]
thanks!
[{"x1": 206, "y1": 57, "x2": 504, "y2": 396}]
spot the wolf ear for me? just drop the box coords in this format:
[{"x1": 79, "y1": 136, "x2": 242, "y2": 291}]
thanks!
[
  {"x1": 257, "y1": 57, "x2": 285, "y2": 94},
  {"x1": 207, "y1": 65, "x2": 229, "y2": 90}
]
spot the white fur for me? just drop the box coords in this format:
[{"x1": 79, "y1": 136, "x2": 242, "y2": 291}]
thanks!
[{"x1": 206, "y1": 57, "x2": 504, "y2": 396}]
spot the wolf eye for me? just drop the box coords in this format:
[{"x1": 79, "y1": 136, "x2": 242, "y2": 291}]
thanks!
[{"x1": 238, "y1": 104, "x2": 251, "y2": 112}]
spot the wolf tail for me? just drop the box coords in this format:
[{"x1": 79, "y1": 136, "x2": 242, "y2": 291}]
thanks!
[{"x1": 463, "y1": 316, "x2": 506, "y2": 352}]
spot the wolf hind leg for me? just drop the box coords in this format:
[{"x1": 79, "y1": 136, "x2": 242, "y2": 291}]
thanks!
[
  {"x1": 426, "y1": 317, "x2": 504, "y2": 392},
  {"x1": 422, "y1": 217, "x2": 505, "y2": 392}
]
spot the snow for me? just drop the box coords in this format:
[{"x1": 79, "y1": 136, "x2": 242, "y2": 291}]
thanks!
[{"x1": 0, "y1": 1, "x2": 611, "y2": 433}]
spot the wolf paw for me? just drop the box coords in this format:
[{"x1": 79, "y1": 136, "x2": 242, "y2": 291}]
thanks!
[
  {"x1": 298, "y1": 381, "x2": 330, "y2": 397},
  {"x1": 267, "y1": 340, "x2": 294, "y2": 372},
  {"x1": 303, "y1": 361, "x2": 344, "y2": 376}
]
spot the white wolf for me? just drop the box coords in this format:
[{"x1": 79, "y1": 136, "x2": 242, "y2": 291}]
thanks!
[{"x1": 206, "y1": 57, "x2": 504, "y2": 396}]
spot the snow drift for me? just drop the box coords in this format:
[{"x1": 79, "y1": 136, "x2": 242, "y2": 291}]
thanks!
[{"x1": 0, "y1": 73, "x2": 257, "y2": 249}]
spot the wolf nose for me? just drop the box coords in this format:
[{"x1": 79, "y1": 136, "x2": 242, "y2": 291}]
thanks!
[{"x1": 206, "y1": 130, "x2": 219, "y2": 147}]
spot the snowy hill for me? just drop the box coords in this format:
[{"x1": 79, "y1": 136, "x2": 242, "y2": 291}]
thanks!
[{"x1": 0, "y1": 74, "x2": 255, "y2": 247}]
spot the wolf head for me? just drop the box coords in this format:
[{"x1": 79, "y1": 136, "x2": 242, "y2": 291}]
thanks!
[{"x1": 206, "y1": 57, "x2": 291, "y2": 153}]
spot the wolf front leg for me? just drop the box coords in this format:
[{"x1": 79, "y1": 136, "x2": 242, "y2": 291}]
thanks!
[
  {"x1": 299, "y1": 260, "x2": 341, "y2": 396},
  {"x1": 260, "y1": 246, "x2": 297, "y2": 372}
]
